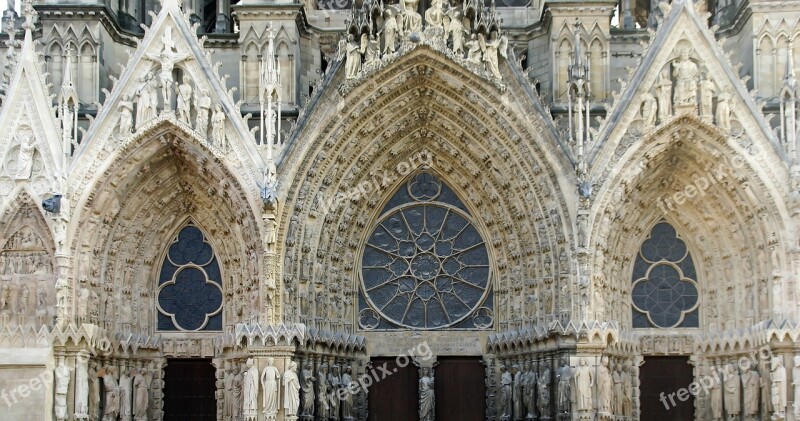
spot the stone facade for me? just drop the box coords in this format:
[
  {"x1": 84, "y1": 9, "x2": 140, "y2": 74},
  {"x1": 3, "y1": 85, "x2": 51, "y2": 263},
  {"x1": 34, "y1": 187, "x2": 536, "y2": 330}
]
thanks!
[{"x1": 0, "y1": 0, "x2": 798, "y2": 419}]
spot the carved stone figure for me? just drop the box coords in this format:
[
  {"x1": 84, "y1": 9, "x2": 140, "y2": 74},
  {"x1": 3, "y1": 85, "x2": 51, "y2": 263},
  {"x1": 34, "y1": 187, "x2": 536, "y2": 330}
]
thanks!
[
  {"x1": 132, "y1": 369, "x2": 150, "y2": 420},
  {"x1": 88, "y1": 362, "x2": 99, "y2": 420},
  {"x1": 17, "y1": 285, "x2": 28, "y2": 315},
  {"x1": 672, "y1": 49, "x2": 699, "y2": 105},
  {"x1": 482, "y1": 32, "x2": 507, "y2": 80},
  {"x1": 14, "y1": 134, "x2": 35, "y2": 180},
  {"x1": 556, "y1": 357, "x2": 571, "y2": 413},
  {"x1": 329, "y1": 365, "x2": 342, "y2": 420},
  {"x1": 283, "y1": 361, "x2": 300, "y2": 419},
  {"x1": 612, "y1": 363, "x2": 623, "y2": 414},
  {"x1": 716, "y1": 90, "x2": 732, "y2": 131},
  {"x1": 400, "y1": 0, "x2": 422, "y2": 33},
  {"x1": 212, "y1": 105, "x2": 226, "y2": 150},
  {"x1": 75, "y1": 355, "x2": 89, "y2": 419},
  {"x1": 316, "y1": 364, "x2": 330, "y2": 418},
  {"x1": 300, "y1": 361, "x2": 315, "y2": 416},
  {"x1": 101, "y1": 367, "x2": 120, "y2": 420},
  {"x1": 699, "y1": 76, "x2": 715, "y2": 118},
  {"x1": 137, "y1": 77, "x2": 158, "y2": 124},
  {"x1": 119, "y1": 369, "x2": 132, "y2": 419},
  {"x1": 724, "y1": 364, "x2": 741, "y2": 417},
  {"x1": 243, "y1": 358, "x2": 260, "y2": 418},
  {"x1": 793, "y1": 356, "x2": 800, "y2": 419},
  {"x1": 466, "y1": 34, "x2": 482, "y2": 64},
  {"x1": 655, "y1": 73, "x2": 672, "y2": 122},
  {"x1": 117, "y1": 94, "x2": 134, "y2": 135},
  {"x1": 500, "y1": 365, "x2": 512, "y2": 418},
  {"x1": 511, "y1": 364, "x2": 523, "y2": 420},
  {"x1": 261, "y1": 357, "x2": 280, "y2": 419},
  {"x1": 621, "y1": 364, "x2": 632, "y2": 416},
  {"x1": 448, "y1": 10, "x2": 465, "y2": 55},
  {"x1": 537, "y1": 364, "x2": 550, "y2": 416},
  {"x1": 55, "y1": 357, "x2": 70, "y2": 421},
  {"x1": 382, "y1": 9, "x2": 398, "y2": 54},
  {"x1": 573, "y1": 358, "x2": 593, "y2": 412},
  {"x1": 596, "y1": 357, "x2": 612, "y2": 414},
  {"x1": 419, "y1": 367, "x2": 434, "y2": 421},
  {"x1": 194, "y1": 90, "x2": 212, "y2": 134},
  {"x1": 363, "y1": 34, "x2": 380, "y2": 68},
  {"x1": 425, "y1": 0, "x2": 445, "y2": 28},
  {"x1": 145, "y1": 27, "x2": 191, "y2": 107},
  {"x1": 341, "y1": 366, "x2": 354, "y2": 420},
  {"x1": 234, "y1": 365, "x2": 244, "y2": 418},
  {"x1": 772, "y1": 357, "x2": 787, "y2": 418},
  {"x1": 641, "y1": 91, "x2": 657, "y2": 126},
  {"x1": 522, "y1": 362, "x2": 535, "y2": 419},
  {"x1": 710, "y1": 367, "x2": 723, "y2": 420},
  {"x1": 177, "y1": 76, "x2": 193, "y2": 123},
  {"x1": 743, "y1": 364, "x2": 760, "y2": 419},
  {"x1": 224, "y1": 365, "x2": 238, "y2": 418},
  {"x1": 345, "y1": 34, "x2": 362, "y2": 80}
]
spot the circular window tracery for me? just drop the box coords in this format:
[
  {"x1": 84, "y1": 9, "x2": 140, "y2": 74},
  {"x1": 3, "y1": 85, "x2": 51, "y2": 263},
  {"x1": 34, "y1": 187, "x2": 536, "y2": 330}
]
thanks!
[{"x1": 359, "y1": 172, "x2": 493, "y2": 330}]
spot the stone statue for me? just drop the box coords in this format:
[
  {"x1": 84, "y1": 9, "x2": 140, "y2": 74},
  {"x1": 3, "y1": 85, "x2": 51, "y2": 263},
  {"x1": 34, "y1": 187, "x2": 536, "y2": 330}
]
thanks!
[
  {"x1": 136, "y1": 77, "x2": 158, "y2": 125},
  {"x1": 381, "y1": 9, "x2": 399, "y2": 54},
  {"x1": 655, "y1": 73, "x2": 672, "y2": 122},
  {"x1": 55, "y1": 357, "x2": 70, "y2": 421},
  {"x1": 14, "y1": 134, "x2": 35, "y2": 180},
  {"x1": 771, "y1": 357, "x2": 787, "y2": 418},
  {"x1": 793, "y1": 356, "x2": 800, "y2": 419},
  {"x1": 556, "y1": 357, "x2": 571, "y2": 413},
  {"x1": 672, "y1": 49, "x2": 699, "y2": 105},
  {"x1": 234, "y1": 365, "x2": 244, "y2": 419},
  {"x1": 399, "y1": 0, "x2": 422, "y2": 33},
  {"x1": 117, "y1": 94, "x2": 134, "y2": 135},
  {"x1": 537, "y1": 365, "x2": 550, "y2": 417},
  {"x1": 597, "y1": 357, "x2": 612, "y2": 414},
  {"x1": 329, "y1": 365, "x2": 342, "y2": 420},
  {"x1": 316, "y1": 364, "x2": 330, "y2": 419},
  {"x1": 512, "y1": 364, "x2": 523, "y2": 420},
  {"x1": 573, "y1": 358, "x2": 593, "y2": 412},
  {"x1": 300, "y1": 361, "x2": 316, "y2": 416},
  {"x1": 224, "y1": 365, "x2": 238, "y2": 419},
  {"x1": 612, "y1": 364, "x2": 623, "y2": 414},
  {"x1": 522, "y1": 362, "x2": 536, "y2": 419},
  {"x1": 194, "y1": 89, "x2": 211, "y2": 134},
  {"x1": 500, "y1": 365, "x2": 512, "y2": 418},
  {"x1": 88, "y1": 362, "x2": 99, "y2": 420},
  {"x1": 641, "y1": 91, "x2": 657, "y2": 126},
  {"x1": 621, "y1": 363, "x2": 633, "y2": 416},
  {"x1": 176, "y1": 76, "x2": 193, "y2": 123},
  {"x1": 699, "y1": 76, "x2": 715, "y2": 118},
  {"x1": 466, "y1": 34, "x2": 482, "y2": 65},
  {"x1": 345, "y1": 34, "x2": 361, "y2": 80},
  {"x1": 17, "y1": 285, "x2": 28, "y2": 315},
  {"x1": 341, "y1": 366, "x2": 354, "y2": 420},
  {"x1": 132, "y1": 369, "x2": 150, "y2": 420},
  {"x1": 243, "y1": 358, "x2": 260, "y2": 418},
  {"x1": 743, "y1": 364, "x2": 760, "y2": 419},
  {"x1": 283, "y1": 361, "x2": 300, "y2": 420},
  {"x1": 363, "y1": 34, "x2": 380, "y2": 68},
  {"x1": 119, "y1": 369, "x2": 132, "y2": 419},
  {"x1": 424, "y1": 0, "x2": 445, "y2": 28},
  {"x1": 716, "y1": 90, "x2": 732, "y2": 131},
  {"x1": 481, "y1": 32, "x2": 507, "y2": 80},
  {"x1": 447, "y1": 10, "x2": 465, "y2": 55},
  {"x1": 261, "y1": 357, "x2": 280, "y2": 419},
  {"x1": 76, "y1": 286, "x2": 89, "y2": 322},
  {"x1": 145, "y1": 27, "x2": 192, "y2": 107},
  {"x1": 101, "y1": 367, "x2": 120, "y2": 421},
  {"x1": 211, "y1": 105, "x2": 226, "y2": 149},
  {"x1": 75, "y1": 356, "x2": 89, "y2": 419},
  {"x1": 419, "y1": 367, "x2": 434, "y2": 421},
  {"x1": 710, "y1": 368, "x2": 723, "y2": 420},
  {"x1": 724, "y1": 364, "x2": 741, "y2": 418}
]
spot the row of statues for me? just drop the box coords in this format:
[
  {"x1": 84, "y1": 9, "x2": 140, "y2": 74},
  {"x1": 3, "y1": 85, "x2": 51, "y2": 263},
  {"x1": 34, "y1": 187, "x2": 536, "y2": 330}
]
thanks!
[
  {"x1": 224, "y1": 358, "x2": 301, "y2": 421},
  {"x1": 639, "y1": 46, "x2": 733, "y2": 131},
  {"x1": 344, "y1": 0, "x2": 508, "y2": 81},
  {"x1": 499, "y1": 357, "x2": 632, "y2": 420},
  {"x1": 296, "y1": 361, "x2": 356, "y2": 420}
]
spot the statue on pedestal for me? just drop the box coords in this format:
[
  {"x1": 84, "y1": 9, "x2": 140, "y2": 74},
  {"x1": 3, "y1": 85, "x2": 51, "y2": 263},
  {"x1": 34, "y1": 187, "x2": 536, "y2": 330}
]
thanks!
[
  {"x1": 419, "y1": 367, "x2": 434, "y2": 421},
  {"x1": 771, "y1": 357, "x2": 787, "y2": 419},
  {"x1": 243, "y1": 359, "x2": 260, "y2": 419},
  {"x1": 284, "y1": 361, "x2": 300, "y2": 420},
  {"x1": 261, "y1": 357, "x2": 280, "y2": 419}
]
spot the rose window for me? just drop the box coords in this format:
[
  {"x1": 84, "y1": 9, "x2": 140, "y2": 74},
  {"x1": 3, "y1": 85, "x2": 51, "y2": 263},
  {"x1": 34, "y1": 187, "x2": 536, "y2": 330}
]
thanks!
[{"x1": 359, "y1": 172, "x2": 493, "y2": 330}]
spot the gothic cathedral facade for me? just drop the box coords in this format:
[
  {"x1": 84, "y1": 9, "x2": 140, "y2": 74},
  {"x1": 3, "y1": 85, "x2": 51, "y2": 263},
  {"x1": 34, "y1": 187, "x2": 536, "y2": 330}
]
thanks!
[{"x1": 0, "y1": 0, "x2": 797, "y2": 419}]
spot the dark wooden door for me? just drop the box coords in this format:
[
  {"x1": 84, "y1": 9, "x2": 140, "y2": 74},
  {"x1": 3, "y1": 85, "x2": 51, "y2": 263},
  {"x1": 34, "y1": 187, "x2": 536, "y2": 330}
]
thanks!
[
  {"x1": 435, "y1": 357, "x2": 486, "y2": 421},
  {"x1": 639, "y1": 356, "x2": 694, "y2": 420},
  {"x1": 163, "y1": 359, "x2": 217, "y2": 421},
  {"x1": 367, "y1": 357, "x2": 419, "y2": 421}
]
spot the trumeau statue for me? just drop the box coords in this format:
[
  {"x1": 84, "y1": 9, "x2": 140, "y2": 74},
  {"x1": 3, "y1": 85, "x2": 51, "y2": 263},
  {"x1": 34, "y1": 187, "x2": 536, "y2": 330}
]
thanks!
[
  {"x1": 573, "y1": 358, "x2": 594, "y2": 412},
  {"x1": 772, "y1": 357, "x2": 787, "y2": 419},
  {"x1": 419, "y1": 367, "x2": 434, "y2": 421},
  {"x1": 283, "y1": 361, "x2": 300, "y2": 420},
  {"x1": 261, "y1": 357, "x2": 280, "y2": 419}
]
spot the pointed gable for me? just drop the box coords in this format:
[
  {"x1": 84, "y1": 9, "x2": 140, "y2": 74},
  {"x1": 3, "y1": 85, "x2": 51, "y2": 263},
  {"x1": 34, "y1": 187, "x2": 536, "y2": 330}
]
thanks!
[
  {"x1": 72, "y1": 0, "x2": 264, "y2": 175},
  {"x1": 592, "y1": 0, "x2": 782, "y2": 164},
  {"x1": 0, "y1": 4, "x2": 64, "y2": 203}
]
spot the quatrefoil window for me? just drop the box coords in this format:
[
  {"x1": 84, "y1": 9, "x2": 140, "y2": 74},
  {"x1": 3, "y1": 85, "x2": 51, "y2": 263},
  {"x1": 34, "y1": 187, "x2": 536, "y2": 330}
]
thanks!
[
  {"x1": 631, "y1": 221, "x2": 699, "y2": 328},
  {"x1": 359, "y1": 172, "x2": 493, "y2": 330},
  {"x1": 156, "y1": 224, "x2": 223, "y2": 331}
]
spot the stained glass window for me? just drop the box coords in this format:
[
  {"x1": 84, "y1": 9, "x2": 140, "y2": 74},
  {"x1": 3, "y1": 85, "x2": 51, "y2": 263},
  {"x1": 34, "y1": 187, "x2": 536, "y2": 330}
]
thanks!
[
  {"x1": 359, "y1": 172, "x2": 493, "y2": 330},
  {"x1": 631, "y1": 221, "x2": 699, "y2": 328},
  {"x1": 156, "y1": 223, "x2": 223, "y2": 331}
]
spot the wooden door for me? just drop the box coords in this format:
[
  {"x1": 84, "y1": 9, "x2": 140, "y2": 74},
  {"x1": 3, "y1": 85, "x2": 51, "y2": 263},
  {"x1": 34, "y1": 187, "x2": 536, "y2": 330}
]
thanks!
[
  {"x1": 639, "y1": 356, "x2": 694, "y2": 421},
  {"x1": 435, "y1": 357, "x2": 487, "y2": 421},
  {"x1": 367, "y1": 357, "x2": 419, "y2": 421},
  {"x1": 163, "y1": 359, "x2": 217, "y2": 421}
]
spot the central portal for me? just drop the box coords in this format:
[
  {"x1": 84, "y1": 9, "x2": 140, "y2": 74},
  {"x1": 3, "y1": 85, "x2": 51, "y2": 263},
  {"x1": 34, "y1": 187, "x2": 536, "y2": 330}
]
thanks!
[{"x1": 163, "y1": 358, "x2": 216, "y2": 421}]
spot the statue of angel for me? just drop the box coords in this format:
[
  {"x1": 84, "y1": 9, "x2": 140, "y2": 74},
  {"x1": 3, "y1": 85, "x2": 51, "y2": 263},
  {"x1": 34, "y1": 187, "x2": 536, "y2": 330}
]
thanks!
[
  {"x1": 362, "y1": 33, "x2": 380, "y2": 67},
  {"x1": 345, "y1": 34, "x2": 362, "y2": 80},
  {"x1": 480, "y1": 31, "x2": 508, "y2": 80},
  {"x1": 465, "y1": 34, "x2": 482, "y2": 64},
  {"x1": 381, "y1": 9, "x2": 400, "y2": 54}
]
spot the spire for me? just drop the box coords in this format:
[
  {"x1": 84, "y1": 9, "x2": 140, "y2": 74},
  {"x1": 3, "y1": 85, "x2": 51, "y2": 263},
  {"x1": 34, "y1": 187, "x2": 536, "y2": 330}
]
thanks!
[
  {"x1": 781, "y1": 45, "x2": 798, "y2": 161},
  {"x1": 58, "y1": 46, "x2": 79, "y2": 161},
  {"x1": 259, "y1": 24, "x2": 281, "y2": 161}
]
